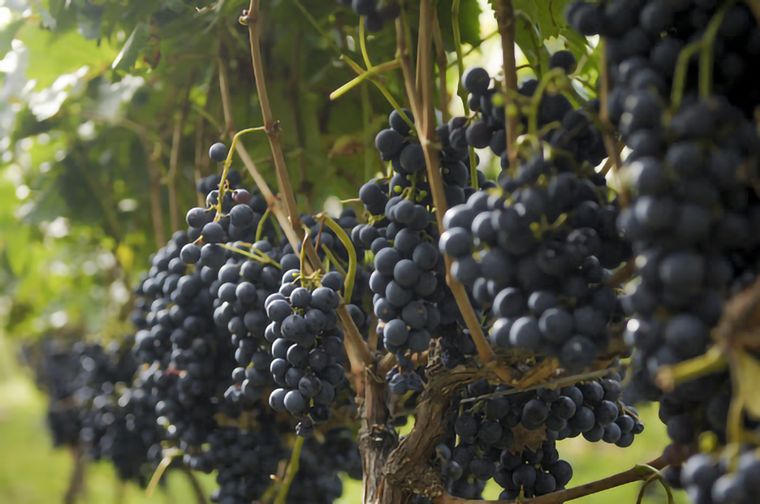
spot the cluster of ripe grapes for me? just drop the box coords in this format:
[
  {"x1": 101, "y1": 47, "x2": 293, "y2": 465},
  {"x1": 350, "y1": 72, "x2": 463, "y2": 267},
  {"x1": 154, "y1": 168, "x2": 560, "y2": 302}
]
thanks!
[
  {"x1": 569, "y1": 0, "x2": 760, "y2": 502},
  {"x1": 32, "y1": 1, "x2": 760, "y2": 502},
  {"x1": 427, "y1": 373, "x2": 642, "y2": 500},
  {"x1": 132, "y1": 168, "x2": 363, "y2": 503},
  {"x1": 32, "y1": 340, "x2": 163, "y2": 486}
]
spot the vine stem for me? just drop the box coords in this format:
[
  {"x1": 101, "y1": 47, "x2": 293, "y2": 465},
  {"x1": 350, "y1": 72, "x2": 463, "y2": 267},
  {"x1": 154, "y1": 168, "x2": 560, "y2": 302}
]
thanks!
[
  {"x1": 329, "y1": 59, "x2": 401, "y2": 101},
  {"x1": 217, "y1": 242, "x2": 282, "y2": 269},
  {"x1": 217, "y1": 55, "x2": 235, "y2": 134},
  {"x1": 64, "y1": 446, "x2": 87, "y2": 504},
  {"x1": 670, "y1": 40, "x2": 703, "y2": 111},
  {"x1": 214, "y1": 126, "x2": 266, "y2": 222},
  {"x1": 656, "y1": 347, "x2": 727, "y2": 391},
  {"x1": 146, "y1": 144, "x2": 167, "y2": 245},
  {"x1": 167, "y1": 111, "x2": 183, "y2": 232},
  {"x1": 698, "y1": 3, "x2": 733, "y2": 99},
  {"x1": 359, "y1": 16, "x2": 372, "y2": 69},
  {"x1": 636, "y1": 465, "x2": 675, "y2": 504},
  {"x1": 449, "y1": 0, "x2": 478, "y2": 188},
  {"x1": 181, "y1": 466, "x2": 209, "y2": 504},
  {"x1": 339, "y1": 55, "x2": 414, "y2": 130},
  {"x1": 436, "y1": 455, "x2": 668, "y2": 504},
  {"x1": 598, "y1": 41, "x2": 625, "y2": 205},
  {"x1": 320, "y1": 214, "x2": 357, "y2": 302},
  {"x1": 242, "y1": 1, "x2": 302, "y2": 233},
  {"x1": 399, "y1": 0, "x2": 504, "y2": 378},
  {"x1": 145, "y1": 448, "x2": 182, "y2": 497},
  {"x1": 431, "y1": 10, "x2": 449, "y2": 124},
  {"x1": 234, "y1": 142, "x2": 301, "y2": 251},
  {"x1": 242, "y1": 1, "x2": 370, "y2": 376},
  {"x1": 527, "y1": 68, "x2": 566, "y2": 136},
  {"x1": 493, "y1": 0, "x2": 519, "y2": 165},
  {"x1": 274, "y1": 436, "x2": 304, "y2": 504}
]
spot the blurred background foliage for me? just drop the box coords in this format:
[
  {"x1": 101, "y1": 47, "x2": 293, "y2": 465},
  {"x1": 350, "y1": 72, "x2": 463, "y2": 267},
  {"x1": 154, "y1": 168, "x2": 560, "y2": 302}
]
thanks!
[{"x1": 0, "y1": 0, "x2": 678, "y2": 502}]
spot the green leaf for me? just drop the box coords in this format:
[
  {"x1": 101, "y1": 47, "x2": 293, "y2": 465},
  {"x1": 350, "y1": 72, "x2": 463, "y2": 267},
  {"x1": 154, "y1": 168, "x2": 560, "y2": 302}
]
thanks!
[
  {"x1": 514, "y1": 0, "x2": 574, "y2": 40},
  {"x1": 16, "y1": 25, "x2": 116, "y2": 89},
  {"x1": 0, "y1": 18, "x2": 25, "y2": 59},
  {"x1": 438, "y1": 0, "x2": 483, "y2": 50},
  {"x1": 111, "y1": 22, "x2": 149, "y2": 71}
]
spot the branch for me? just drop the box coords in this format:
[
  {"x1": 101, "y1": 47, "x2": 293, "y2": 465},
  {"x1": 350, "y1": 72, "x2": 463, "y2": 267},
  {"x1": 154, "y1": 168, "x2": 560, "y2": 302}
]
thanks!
[
  {"x1": 431, "y1": 9, "x2": 449, "y2": 123},
  {"x1": 167, "y1": 112, "x2": 183, "y2": 232},
  {"x1": 606, "y1": 260, "x2": 635, "y2": 288},
  {"x1": 181, "y1": 466, "x2": 208, "y2": 504},
  {"x1": 194, "y1": 116, "x2": 207, "y2": 207},
  {"x1": 598, "y1": 42, "x2": 625, "y2": 204},
  {"x1": 382, "y1": 358, "x2": 498, "y2": 499},
  {"x1": 64, "y1": 446, "x2": 87, "y2": 504},
  {"x1": 493, "y1": 0, "x2": 519, "y2": 164},
  {"x1": 398, "y1": 0, "x2": 502, "y2": 376},
  {"x1": 240, "y1": 1, "x2": 371, "y2": 377},
  {"x1": 217, "y1": 55, "x2": 235, "y2": 135},
  {"x1": 274, "y1": 436, "x2": 305, "y2": 504},
  {"x1": 359, "y1": 366, "x2": 400, "y2": 504},
  {"x1": 436, "y1": 455, "x2": 668, "y2": 504},
  {"x1": 235, "y1": 142, "x2": 301, "y2": 252},
  {"x1": 145, "y1": 143, "x2": 167, "y2": 245},
  {"x1": 242, "y1": 1, "x2": 302, "y2": 233}
]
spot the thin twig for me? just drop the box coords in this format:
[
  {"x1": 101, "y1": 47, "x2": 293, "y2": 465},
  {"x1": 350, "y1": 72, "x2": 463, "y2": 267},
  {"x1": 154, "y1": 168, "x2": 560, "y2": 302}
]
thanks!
[
  {"x1": 436, "y1": 456, "x2": 668, "y2": 504},
  {"x1": 274, "y1": 436, "x2": 304, "y2": 504},
  {"x1": 181, "y1": 466, "x2": 208, "y2": 504},
  {"x1": 399, "y1": 0, "x2": 502, "y2": 376},
  {"x1": 217, "y1": 55, "x2": 235, "y2": 135},
  {"x1": 146, "y1": 144, "x2": 166, "y2": 245},
  {"x1": 235, "y1": 142, "x2": 301, "y2": 251},
  {"x1": 194, "y1": 116, "x2": 207, "y2": 207},
  {"x1": 598, "y1": 42, "x2": 626, "y2": 205},
  {"x1": 493, "y1": 0, "x2": 519, "y2": 165},
  {"x1": 167, "y1": 111, "x2": 183, "y2": 232},
  {"x1": 242, "y1": 1, "x2": 302, "y2": 232},
  {"x1": 64, "y1": 446, "x2": 87, "y2": 504},
  {"x1": 431, "y1": 9, "x2": 449, "y2": 123},
  {"x1": 241, "y1": 1, "x2": 370, "y2": 375}
]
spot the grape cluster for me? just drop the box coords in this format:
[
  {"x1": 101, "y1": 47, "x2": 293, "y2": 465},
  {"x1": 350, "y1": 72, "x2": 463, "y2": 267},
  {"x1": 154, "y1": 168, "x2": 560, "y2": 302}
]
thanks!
[
  {"x1": 355, "y1": 109, "x2": 484, "y2": 386},
  {"x1": 265, "y1": 270, "x2": 349, "y2": 435},
  {"x1": 337, "y1": 0, "x2": 400, "y2": 32},
  {"x1": 568, "y1": 0, "x2": 760, "y2": 420},
  {"x1": 288, "y1": 429, "x2": 362, "y2": 503},
  {"x1": 677, "y1": 449, "x2": 760, "y2": 504},
  {"x1": 200, "y1": 426, "x2": 285, "y2": 504},
  {"x1": 35, "y1": 341, "x2": 87, "y2": 447},
  {"x1": 431, "y1": 372, "x2": 643, "y2": 500},
  {"x1": 567, "y1": 2, "x2": 760, "y2": 501},
  {"x1": 441, "y1": 156, "x2": 626, "y2": 370},
  {"x1": 132, "y1": 167, "x2": 364, "y2": 501},
  {"x1": 568, "y1": 1, "x2": 760, "y2": 121},
  {"x1": 460, "y1": 61, "x2": 607, "y2": 171},
  {"x1": 33, "y1": 340, "x2": 162, "y2": 485},
  {"x1": 132, "y1": 227, "x2": 235, "y2": 454},
  {"x1": 210, "y1": 241, "x2": 295, "y2": 409}
]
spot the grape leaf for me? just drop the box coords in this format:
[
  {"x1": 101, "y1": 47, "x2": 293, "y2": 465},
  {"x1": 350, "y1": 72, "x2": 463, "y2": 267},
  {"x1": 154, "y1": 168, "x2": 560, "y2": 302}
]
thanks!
[
  {"x1": 112, "y1": 22, "x2": 149, "y2": 71},
  {"x1": 437, "y1": 0, "x2": 483, "y2": 50},
  {"x1": 514, "y1": 0, "x2": 574, "y2": 40}
]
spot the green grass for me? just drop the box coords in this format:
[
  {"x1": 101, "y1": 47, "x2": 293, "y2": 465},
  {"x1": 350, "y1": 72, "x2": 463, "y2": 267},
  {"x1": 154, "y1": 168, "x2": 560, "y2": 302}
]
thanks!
[{"x1": 0, "y1": 364, "x2": 684, "y2": 504}]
